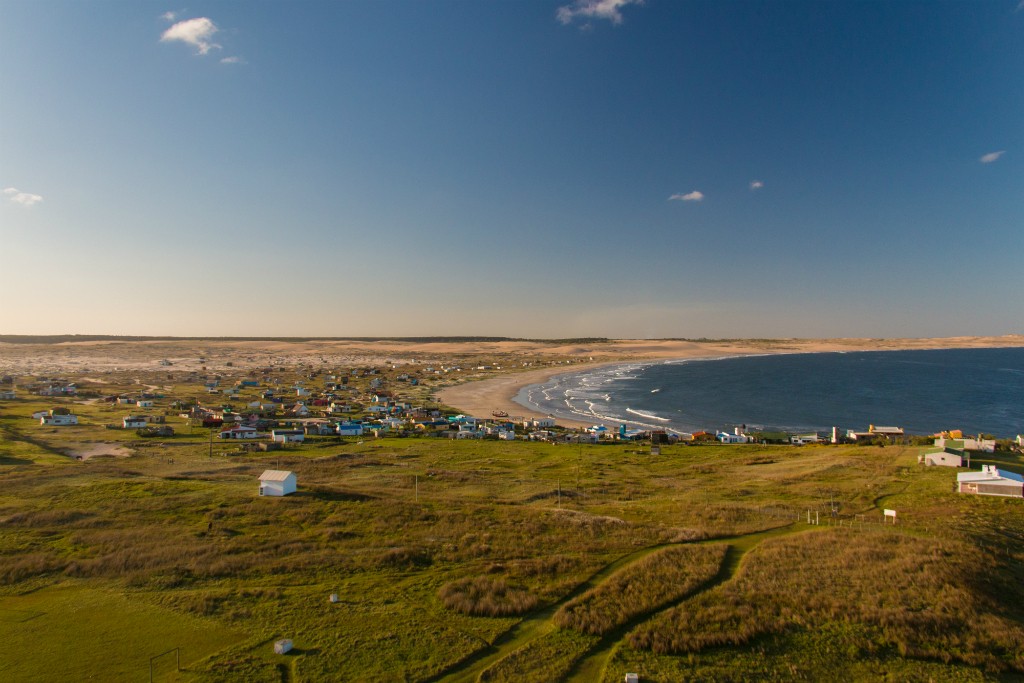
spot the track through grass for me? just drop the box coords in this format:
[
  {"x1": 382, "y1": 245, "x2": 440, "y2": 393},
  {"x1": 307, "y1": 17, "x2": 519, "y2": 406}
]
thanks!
[{"x1": 433, "y1": 522, "x2": 810, "y2": 683}]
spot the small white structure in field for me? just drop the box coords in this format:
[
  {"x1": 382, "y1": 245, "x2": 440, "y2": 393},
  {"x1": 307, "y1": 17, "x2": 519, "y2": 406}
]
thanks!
[
  {"x1": 919, "y1": 448, "x2": 963, "y2": 468},
  {"x1": 259, "y1": 470, "x2": 297, "y2": 497},
  {"x1": 957, "y1": 465, "x2": 1024, "y2": 498},
  {"x1": 136, "y1": 400, "x2": 154, "y2": 408},
  {"x1": 274, "y1": 639, "x2": 293, "y2": 654},
  {"x1": 271, "y1": 429, "x2": 305, "y2": 443},
  {"x1": 625, "y1": 674, "x2": 639, "y2": 683},
  {"x1": 329, "y1": 593, "x2": 339, "y2": 603},
  {"x1": 41, "y1": 413, "x2": 78, "y2": 426}
]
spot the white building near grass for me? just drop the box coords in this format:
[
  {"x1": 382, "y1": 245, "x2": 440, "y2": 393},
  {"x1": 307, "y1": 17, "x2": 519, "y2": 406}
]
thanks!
[
  {"x1": 259, "y1": 470, "x2": 297, "y2": 497},
  {"x1": 919, "y1": 448, "x2": 963, "y2": 468},
  {"x1": 271, "y1": 429, "x2": 305, "y2": 443},
  {"x1": 957, "y1": 465, "x2": 1024, "y2": 498},
  {"x1": 41, "y1": 414, "x2": 78, "y2": 426}
]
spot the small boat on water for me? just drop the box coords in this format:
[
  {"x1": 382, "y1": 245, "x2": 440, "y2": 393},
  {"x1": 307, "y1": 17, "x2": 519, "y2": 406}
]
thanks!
[{"x1": 492, "y1": 410, "x2": 509, "y2": 418}]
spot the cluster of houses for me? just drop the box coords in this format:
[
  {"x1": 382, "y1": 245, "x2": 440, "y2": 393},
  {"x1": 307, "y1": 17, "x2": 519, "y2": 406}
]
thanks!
[{"x1": 913, "y1": 430, "x2": 1023, "y2": 499}]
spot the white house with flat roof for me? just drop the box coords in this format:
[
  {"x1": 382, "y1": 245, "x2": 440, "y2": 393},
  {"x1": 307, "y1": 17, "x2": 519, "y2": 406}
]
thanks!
[
  {"x1": 271, "y1": 429, "x2": 305, "y2": 443},
  {"x1": 41, "y1": 413, "x2": 78, "y2": 426},
  {"x1": 957, "y1": 465, "x2": 1024, "y2": 498}
]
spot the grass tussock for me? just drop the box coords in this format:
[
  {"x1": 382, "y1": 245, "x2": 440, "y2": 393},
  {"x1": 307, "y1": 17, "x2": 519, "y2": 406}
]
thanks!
[
  {"x1": 438, "y1": 576, "x2": 539, "y2": 617},
  {"x1": 629, "y1": 529, "x2": 1024, "y2": 673},
  {"x1": 553, "y1": 544, "x2": 727, "y2": 636}
]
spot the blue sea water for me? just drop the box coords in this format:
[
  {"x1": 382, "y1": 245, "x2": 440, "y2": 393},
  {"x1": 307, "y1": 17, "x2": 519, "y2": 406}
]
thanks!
[{"x1": 513, "y1": 348, "x2": 1024, "y2": 437}]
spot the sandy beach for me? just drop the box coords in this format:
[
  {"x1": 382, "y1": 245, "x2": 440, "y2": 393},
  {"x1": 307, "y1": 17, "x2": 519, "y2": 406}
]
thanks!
[
  {"x1": 3, "y1": 334, "x2": 1022, "y2": 429},
  {"x1": 434, "y1": 336, "x2": 1024, "y2": 428}
]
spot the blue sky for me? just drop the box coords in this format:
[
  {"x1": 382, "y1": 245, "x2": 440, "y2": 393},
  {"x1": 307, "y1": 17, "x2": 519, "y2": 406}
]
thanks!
[{"x1": 2, "y1": 0, "x2": 1022, "y2": 338}]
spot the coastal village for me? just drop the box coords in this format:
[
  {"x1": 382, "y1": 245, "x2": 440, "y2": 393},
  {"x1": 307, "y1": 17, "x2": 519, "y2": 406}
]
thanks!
[
  {"x1": 3, "y1": 346, "x2": 1022, "y2": 498},
  {"x1": 1, "y1": 338, "x2": 1023, "y2": 681}
]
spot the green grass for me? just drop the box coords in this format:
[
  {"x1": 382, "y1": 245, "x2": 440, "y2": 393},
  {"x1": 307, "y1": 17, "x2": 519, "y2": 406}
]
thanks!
[
  {"x1": 1, "y1": 422, "x2": 1023, "y2": 681},
  {"x1": 554, "y1": 544, "x2": 727, "y2": 636},
  {"x1": 629, "y1": 528, "x2": 1024, "y2": 673},
  {"x1": 0, "y1": 583, "x2": 248, "y2": 682}
]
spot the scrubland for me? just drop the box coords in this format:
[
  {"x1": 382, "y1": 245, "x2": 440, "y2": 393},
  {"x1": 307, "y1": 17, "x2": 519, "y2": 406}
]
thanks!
[{"x1": 2, "y1": 375, "x2": 1023, "y2": 682}]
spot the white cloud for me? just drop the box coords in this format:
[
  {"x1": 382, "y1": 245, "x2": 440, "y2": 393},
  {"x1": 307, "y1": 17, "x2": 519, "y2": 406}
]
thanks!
[
  {"x1": 220, "y1": 56, "x2": 245, "y2": 65},
  {"x1": 750, "y1": 180, "x2": 764, "y2": 190},
  {"x1": 161, "y1": 11, "x2": 177, "y2": 22},
  {"x1": 979, "y1": 151, "x2": 1005, "y2": 164},
  {"x1": 160, "y1": 17, "x2": 220, "y2": 55},
  {"x1": 669, "y1": 191, "x2": 704, "y2": 202},
  {"x1": 557, "y1": 0, "x2": 643, "y2": 25},
  {"x1": 4, "y1": 187, "x2": 43, "y2": 207}
]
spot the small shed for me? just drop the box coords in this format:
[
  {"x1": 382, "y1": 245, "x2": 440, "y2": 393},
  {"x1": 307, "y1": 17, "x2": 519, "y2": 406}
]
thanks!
[
  {"x1": 920, "y1": 448, "x2": 964, "y2": 468},
  {"x1": 259, "y1": 470, "x2": 297, "y2": 497},
  {"x1": 271, "y1": 429, "x2": 305, "y2": 443}
]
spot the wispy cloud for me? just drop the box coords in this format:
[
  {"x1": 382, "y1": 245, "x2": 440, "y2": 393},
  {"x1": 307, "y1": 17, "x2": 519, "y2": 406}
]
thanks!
[
  {"x1": 750, "y1": 180, "x2": 764, "y2": 190},
  {"x1": 160, "y1": 17, "x2": 220, "y2": 55},
  {"x1": 979, "y1": 151, "x2": 1005, "y2": 164},
  {"x1": 220, "y1": 56, "x2": 246, "y2": 65},
  {"x1": 557, "y1": 0, "x2": 643, "y2": 26},
  {"x1": 669, "y1": 191, "x2": 704, "y2": 202},
  {"x1": 4, "y1": 187, "x2": 43, "y2": 207},
  {"x1": 161, "y1": 11, "x2": 177, "y2": 22}
]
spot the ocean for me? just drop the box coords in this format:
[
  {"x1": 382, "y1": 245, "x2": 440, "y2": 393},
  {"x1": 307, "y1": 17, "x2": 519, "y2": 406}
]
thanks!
[{"x1": 513, "y1": 347, "x2": 1024, "y2": 437}]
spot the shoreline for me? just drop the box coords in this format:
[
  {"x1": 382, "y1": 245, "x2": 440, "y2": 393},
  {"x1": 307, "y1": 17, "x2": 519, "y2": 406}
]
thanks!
[
  {"x1": 435, "y1": 361, "x2": 630, "y2": 429},
  {"x1": 433, "y1": 337, "x2": 1024, "y2": 429}
]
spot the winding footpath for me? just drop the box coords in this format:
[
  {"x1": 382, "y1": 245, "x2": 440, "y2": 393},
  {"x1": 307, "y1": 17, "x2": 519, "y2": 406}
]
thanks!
[{"x1": 432, "y1": 522, "x2": 814, "y2": 683}]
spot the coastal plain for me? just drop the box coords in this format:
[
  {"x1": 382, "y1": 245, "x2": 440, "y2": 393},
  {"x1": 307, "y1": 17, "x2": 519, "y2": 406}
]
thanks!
[{"x1": 1, "y1": 336, "x2": 1023, "y2": 682}]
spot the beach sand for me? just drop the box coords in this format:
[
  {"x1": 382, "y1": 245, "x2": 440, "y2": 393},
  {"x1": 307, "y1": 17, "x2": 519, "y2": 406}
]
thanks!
[
  {"x1": 433, "y1": 336, "x2": 1024, "y2": 428},
  {"x1": 3, "y1": 335, "x2": 1022, "y2": 429}
]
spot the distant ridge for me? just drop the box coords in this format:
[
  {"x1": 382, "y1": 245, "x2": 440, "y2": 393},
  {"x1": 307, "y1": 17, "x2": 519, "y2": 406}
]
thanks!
[{"x1": 0, "y1": 335, "x2": 612, "y2": 345}]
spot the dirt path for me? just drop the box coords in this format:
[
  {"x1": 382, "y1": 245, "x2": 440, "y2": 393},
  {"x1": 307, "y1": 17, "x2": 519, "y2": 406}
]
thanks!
[
  {"x1": 428, "y1": 543, "x2": 675, "y2": 683},
  {"x1": 564, "y1": 524, "x2": 812, "y2": 683},
  {"x1": 432, "y1": 522, "x2": 812, "y2": 683}
]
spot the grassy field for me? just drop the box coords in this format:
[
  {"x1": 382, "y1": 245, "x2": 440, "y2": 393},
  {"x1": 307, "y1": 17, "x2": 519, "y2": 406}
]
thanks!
[{"x1": 2, "y1": 385, "x2": 1024, "y2": 681}]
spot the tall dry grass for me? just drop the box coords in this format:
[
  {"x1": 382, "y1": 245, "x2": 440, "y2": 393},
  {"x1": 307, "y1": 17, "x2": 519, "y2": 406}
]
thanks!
[
  {"x1": 438, "y1": 576, "x2": 539, "y2": 617},
  {"x1": 553, "y1": 544, "x2": 726, "y2": 635},
  {"x1": 629, "y1": 528, "x2": 1024, "y2": 673}
]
